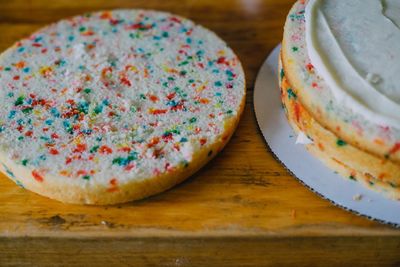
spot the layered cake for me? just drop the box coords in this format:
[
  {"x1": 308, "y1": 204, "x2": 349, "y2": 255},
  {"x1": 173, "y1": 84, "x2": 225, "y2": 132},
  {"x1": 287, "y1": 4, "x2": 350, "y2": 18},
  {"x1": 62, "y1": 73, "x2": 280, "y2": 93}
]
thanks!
[
  {"x1": 280, "y1": 0, "x2": 400, "y2": 198},
  {"x1": 0, "y1": 10, "x2": 245, "y2": 204}
]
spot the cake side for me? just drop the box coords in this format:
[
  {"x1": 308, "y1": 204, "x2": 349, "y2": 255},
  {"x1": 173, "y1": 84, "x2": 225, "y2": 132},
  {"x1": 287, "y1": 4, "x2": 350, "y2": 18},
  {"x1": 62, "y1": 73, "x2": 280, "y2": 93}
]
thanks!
[{"x1": 279, "y1": 55, "x2": 400, "y2": 199}]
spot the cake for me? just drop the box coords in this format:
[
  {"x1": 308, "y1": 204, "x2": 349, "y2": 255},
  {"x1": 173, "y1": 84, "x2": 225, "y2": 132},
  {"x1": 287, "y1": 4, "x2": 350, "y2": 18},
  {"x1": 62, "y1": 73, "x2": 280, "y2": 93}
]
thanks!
[
  {"x1": 280, "y1": 0, "x2": 400, "y2": 198},
  {"x1": 0, "y1": 10, "x2": 246, "y2": 204}
]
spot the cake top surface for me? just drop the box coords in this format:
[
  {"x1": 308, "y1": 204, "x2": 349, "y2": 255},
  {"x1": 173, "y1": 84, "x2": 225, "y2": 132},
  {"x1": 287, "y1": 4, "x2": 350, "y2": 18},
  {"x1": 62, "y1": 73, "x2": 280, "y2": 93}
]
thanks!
[
  {"x1": 305, "y1": 0, "x2": 400, "y2": 128},
  {"x1": 0, "y1": 10, "x2": 245, "y2": 185}
]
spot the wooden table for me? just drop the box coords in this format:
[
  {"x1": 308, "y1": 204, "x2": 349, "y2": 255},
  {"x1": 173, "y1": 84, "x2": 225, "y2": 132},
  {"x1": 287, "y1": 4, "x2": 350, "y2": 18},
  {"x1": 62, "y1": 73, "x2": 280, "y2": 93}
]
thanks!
[{"x1": 1, "y1": 0, "x2": 399, "y2": 266}]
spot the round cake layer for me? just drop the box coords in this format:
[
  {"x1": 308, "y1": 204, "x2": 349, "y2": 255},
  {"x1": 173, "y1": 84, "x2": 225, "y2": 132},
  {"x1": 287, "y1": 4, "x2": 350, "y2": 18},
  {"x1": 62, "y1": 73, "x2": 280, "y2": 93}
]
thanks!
[
  {"x1": 282, "y1": 0, "x2": 400, "y2": 163},
  {"x1": 0, "y1": 10, "x2": 246, "y2": 204},
  {"x1": 279, "y1": 56, "x2": 400, "y2": 199}
]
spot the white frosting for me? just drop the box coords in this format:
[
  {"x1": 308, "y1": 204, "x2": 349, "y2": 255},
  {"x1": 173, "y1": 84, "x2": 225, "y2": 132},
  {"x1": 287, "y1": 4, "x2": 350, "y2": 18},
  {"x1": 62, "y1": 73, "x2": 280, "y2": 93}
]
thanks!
[{"x1": 305, "y1": 0, "x2": 400, "y2": 128}]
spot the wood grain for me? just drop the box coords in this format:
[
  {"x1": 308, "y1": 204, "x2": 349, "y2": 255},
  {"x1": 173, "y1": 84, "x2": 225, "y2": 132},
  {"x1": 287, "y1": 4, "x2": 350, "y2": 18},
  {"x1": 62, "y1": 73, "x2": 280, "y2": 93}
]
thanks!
[{"x1": 1, "y1": 0, "x2": 399, "y2": 266}]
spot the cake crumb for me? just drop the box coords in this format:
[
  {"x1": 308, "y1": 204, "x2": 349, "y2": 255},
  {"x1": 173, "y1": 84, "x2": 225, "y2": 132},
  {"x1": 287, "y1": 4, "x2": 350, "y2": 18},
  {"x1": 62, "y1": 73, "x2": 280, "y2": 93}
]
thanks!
[
  {"x1": 101, "y1": 220, "x2": 116, "y2": 228},
  {"x1": 353, "y1": 194, "x2": 363, "y2": 201},
  {"x1": 101, "y1": 220, "x2": 111, "y2": 227},
  {"x1": 295, "y1": 132, "x2": 313, "y2": 145}
]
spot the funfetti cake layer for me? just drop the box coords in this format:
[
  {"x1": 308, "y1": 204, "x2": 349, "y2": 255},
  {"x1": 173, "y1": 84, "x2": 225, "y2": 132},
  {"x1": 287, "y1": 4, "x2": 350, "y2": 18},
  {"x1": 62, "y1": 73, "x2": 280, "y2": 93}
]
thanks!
[
  {"x1": 0, "y1": 10, "x2": 246, "y2": 204},
  {"x1": 279, "y1": 56, "x2": 400, "y2": 199},
  {"x1": 282, "y1": 0, "x2": 400, "y2": 163},
  {"x1": 280, "y1": 0, "x2": 400, "y2": 199}
]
